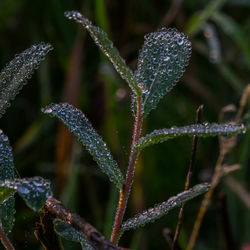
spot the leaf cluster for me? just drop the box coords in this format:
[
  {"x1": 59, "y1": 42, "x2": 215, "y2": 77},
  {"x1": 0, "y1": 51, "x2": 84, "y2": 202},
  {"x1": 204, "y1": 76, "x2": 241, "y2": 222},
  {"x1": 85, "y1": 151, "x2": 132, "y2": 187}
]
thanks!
[{"x1": 0, "y1": 10, "x2": 246, "y2": 249}]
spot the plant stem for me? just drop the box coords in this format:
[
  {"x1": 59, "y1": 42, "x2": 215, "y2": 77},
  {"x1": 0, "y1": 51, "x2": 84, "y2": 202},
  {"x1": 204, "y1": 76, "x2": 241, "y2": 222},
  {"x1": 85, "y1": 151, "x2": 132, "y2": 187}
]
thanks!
[
  {"x1": 171, "y1": 105, "x2": 203, "y2": 250},
  {"x1": 187, "y1": 85, "x2": 250, "y2": 250},
  {"x1": 110, "y1": 96, "x2": 143, "y2": 244},
  {"x1": 0, "y1": 226, "x2": 15, "y2": 250},
  {"x1": 187, "y1": 151, "x2": 225, "y2": 250},
  {"x1": 45, "y1": 198, "x2": 127, "y2": 250}
]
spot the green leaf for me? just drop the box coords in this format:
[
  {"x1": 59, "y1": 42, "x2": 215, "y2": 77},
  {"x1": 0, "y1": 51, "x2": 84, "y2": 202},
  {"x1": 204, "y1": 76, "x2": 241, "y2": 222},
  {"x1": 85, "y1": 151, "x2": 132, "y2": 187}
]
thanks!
[
  {"x1": 0, "y1": 187, "x2": 15, "y2": 205},
  {"x1": 0, "y1": 130, "x2": 15, "y2": 181},
  {"x1": 121, "y1": 183, "x2": 210, "y2": 231},
  {"x1": 0, "y1": 196, "x2": 15, "y2": 234},
  {"x1": 0, "y1": 43, "x2": 53, "y2": 118},
  {"x1": 134, "y1": 123, "x2": 246, "y2": 150},
  {"x1": 212, "y1": 12, "x2": 250, "y2": 68},
  {"x1": 64, "y1": 11, "x2": 142, "y2": 96},
  {"x1": 42, "y1": 103, "x2": 124, "y2": 189},
  {"x1": 0, "y1": 130, "x2": 15, "y2": 233},
  {"x1": 186, "y1": 0, "x2": 226, "y2": 36},
  {"x1": 0, "y1": 177, "x2": 52, "y2": 211},
  {"x1": 132, "y1": 28, "x2": 192, "y2": 117},
  {"x1": 53, "y1": 219, "x2": 93, "y2": 250}
]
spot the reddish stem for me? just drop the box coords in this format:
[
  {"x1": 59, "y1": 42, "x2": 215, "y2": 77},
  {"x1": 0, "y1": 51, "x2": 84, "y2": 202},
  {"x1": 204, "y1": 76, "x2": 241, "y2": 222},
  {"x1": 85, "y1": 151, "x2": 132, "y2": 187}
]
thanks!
[
  {"x1": 0, "y1": 226, "x2": 15, "y2": 250},
  {"x1": 110, "y1": 96, "x2": 143, "y2": 244}
]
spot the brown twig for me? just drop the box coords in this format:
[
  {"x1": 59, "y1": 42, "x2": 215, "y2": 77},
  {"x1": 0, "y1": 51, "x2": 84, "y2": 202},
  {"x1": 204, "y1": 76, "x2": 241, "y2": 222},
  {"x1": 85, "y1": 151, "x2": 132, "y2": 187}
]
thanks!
[
  {"x1": 34, "y1": 206, "x2": 63, "y2": 250},
  {"x1": 110, "y1": 96, "x2": 143, "y2": 244},
  {"x1": 171, "y1": 105, "x2": 203, "y2": 250},
  {"x1": 187, "y1": 84, "x2": 250, "y2": 250},
  {"x1": 187, "y1": 151, "x2": 225, "y2": 250},
  {"x1": 0, "y1": 226, "x2": 15, "y2": 250},
  {"x1": 235, "y1": 84, "x2": 250, "y2": 123},
  {"x1": 45, "y1": 198, "x2": 128, "y2": 250}
]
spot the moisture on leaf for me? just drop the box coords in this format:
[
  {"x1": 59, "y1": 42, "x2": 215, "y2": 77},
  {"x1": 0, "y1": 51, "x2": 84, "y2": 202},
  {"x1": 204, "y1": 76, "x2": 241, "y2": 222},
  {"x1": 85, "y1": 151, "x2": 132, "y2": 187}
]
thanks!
[
  {"x1": 0, "y1": 43, "x2": 53, "y2": 118},
  {"x1": 53, "y1": 219, "x2": 93, "y2": 250},
  {"x1": 121, "y1": 183, "x2": 210, "y2": 231},
  {"x1": 64, "y1": 10, "x2": 142, "y2": 96},
  {"x1": 0, "y1": 177, "x2": 53, "y2": 211},
  {"x1": 0, "y1": 129, "x2": 15, "y2": 233},
  {"x1": 132, "y1": 28, "x2": 192, "y2": 117},
  {"x1": 134, "y1": 123, "x2": 246, "y2": 150},
  {"x1": 42, "y1": 103, "x2": 124, "y2": 189}
]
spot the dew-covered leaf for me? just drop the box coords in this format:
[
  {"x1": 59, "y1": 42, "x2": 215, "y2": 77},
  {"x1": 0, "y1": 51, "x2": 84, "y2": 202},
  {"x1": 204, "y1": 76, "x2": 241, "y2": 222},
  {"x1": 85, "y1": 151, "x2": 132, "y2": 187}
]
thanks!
[
  {"x1": 53, "y1": 219, "x2": 93, "y2": 250},
  {"x1": 0, "y1": 130, "x2": 15, "y2": 233},
  {"x1": 64, "y1": 11, "x2": 142, "y2": 96},
  {"x1": 0, "y1": 43, "x2": 53, "y2": 118},
  {"x1": 0, "y1": 196, "x2": 15, "y2": 234},
  {"x1": 121, "y1": 183, "x2": 209, "y2": 231},
  {"x1": 42, "y1": 103, "x2": 124, "y2": 189},
  {"x1": 134, "y1": 123, "x2": 246, "y2": 150},
  {"x1": 132, "y1": 28, "x2": 192, "y2": 117},
  {"x1": 0, "y1": 177, "x2": 52, "y2": 211},
  {"x1": 0, "y1": 130, "x2": 14, "y2": 181}
]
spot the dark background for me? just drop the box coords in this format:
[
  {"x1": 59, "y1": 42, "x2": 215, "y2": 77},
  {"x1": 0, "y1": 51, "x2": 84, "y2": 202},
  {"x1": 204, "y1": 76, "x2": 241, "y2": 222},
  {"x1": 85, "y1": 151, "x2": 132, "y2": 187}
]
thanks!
[{"x1": 0, "y1": 0, "x2": 250, "y2": 249}]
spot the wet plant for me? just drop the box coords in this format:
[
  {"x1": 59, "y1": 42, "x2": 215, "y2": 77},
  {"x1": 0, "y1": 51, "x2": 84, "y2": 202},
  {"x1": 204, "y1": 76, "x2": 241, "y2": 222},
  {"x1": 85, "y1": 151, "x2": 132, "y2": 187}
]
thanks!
[{"x1": 0, "y1": 10, "x2": 246, "y2": 250}]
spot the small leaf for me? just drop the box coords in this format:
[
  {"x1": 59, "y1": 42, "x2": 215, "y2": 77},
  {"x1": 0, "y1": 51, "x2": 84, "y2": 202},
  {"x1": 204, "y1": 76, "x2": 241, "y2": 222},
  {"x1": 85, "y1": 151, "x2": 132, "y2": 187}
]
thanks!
[
  {"x1": 0, "y1": 130, "x2": 15, "y2": 181},
  {"x1": 0, "y1": 130, "x2": 15, "y2": 233},
  {"x1": 42, "y1": 103, "x2": 124, "y2": 189},
  {"x1": 64, "y1": 11, "x2": 142, "y2": 96},
  {"x1": 0, "y1": 196, "x2": 15, "y2": 234},
  {"x1": 0, "y1": 177, "x2": 53, "y2": 211},
  {"x1": 0, "y1": 43, "x2": 53, "y2": 118},
  {"x1": 132, "y1": 28, "x2": 192, "y2": 117},
  {"x1": 134, "y1": 123, "x2": 246, "y2": 150},
  {"x1": 121, "y1": 183, "x2": 210, "y2": 231},
  {"x1": 53, "y1": 219, "x2": 93, "y2": 250},
  {"x1": 0, "y1": 187, "x2": 15, "y2": 205}
]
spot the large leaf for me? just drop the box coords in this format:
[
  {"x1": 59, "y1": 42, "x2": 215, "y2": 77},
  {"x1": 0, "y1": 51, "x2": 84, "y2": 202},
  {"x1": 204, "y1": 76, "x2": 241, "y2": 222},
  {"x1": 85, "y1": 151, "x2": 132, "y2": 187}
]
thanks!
[
  {"x1": 53, "y1": 219, "x2": 93, "y2": 250},
  {"x1": 134, "y1": 123, "x2": 246, "y2": 150},
  {"x1": 121, "y1": 183, "x2": 209, "y2": 231},
  {"x1": 42, "y1": 103, "x2": 124, "y2": 189},
  {"x1": 64, "y1": 11, "x2": 142, "y2": 96},
  {"x1": 0, "y1": 177, "x2": 52, "y2": 211},
  {"x1": 0, "y1": 129, "x2": 15, "y2": 233},
  {"x1": 132, "y1": 28, "x2": 192, "y2": 117},
  {"x1": 0, "y1": 43, "x2": 53, "y2": 118}
]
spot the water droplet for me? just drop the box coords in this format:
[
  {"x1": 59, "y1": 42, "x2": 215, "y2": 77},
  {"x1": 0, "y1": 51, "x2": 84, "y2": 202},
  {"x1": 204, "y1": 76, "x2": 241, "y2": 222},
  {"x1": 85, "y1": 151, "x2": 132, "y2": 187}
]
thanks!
[{"x1": 163, "y1": 56, "x2": 170, "y2": 62}]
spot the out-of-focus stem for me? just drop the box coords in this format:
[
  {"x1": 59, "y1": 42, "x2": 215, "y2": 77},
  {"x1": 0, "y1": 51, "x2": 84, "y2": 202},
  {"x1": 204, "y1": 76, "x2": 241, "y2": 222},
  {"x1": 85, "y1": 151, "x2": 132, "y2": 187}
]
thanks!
[
  {"x1": 171, "y1": 105, "x2": 203, "y2": 250},
  {"x1": 187, "y1": 84, "x2": 250, "y2": 250},
  {"x1": 187, "y1": 151, "x2": 225, "y2": 250},
  {"x1": 0, "y1": 226, "x2": 15, "y2": 250},
  {"x1": 110, "y1": 96, "x2": 143, "y2": 244}
]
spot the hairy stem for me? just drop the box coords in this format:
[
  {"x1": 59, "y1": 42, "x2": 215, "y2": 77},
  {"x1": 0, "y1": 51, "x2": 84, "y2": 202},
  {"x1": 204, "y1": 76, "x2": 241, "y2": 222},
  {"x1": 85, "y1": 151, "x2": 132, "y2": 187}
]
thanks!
[
  {"x1": 172, "y1": 105, "x2": 203, "y2": 250},
  {"x1": 0, "y1": 226, "x2": 15, "y2": 250},
  {"x1": 110, "y1": 97, "x2": 143, "y2": 244}
]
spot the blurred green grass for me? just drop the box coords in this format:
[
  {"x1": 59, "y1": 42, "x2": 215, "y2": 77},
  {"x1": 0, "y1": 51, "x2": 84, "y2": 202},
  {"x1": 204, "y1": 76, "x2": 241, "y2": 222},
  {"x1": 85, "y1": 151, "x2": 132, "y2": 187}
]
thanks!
[{"x1": 0, "y1": 0, "x2": 250, "y2": 249}]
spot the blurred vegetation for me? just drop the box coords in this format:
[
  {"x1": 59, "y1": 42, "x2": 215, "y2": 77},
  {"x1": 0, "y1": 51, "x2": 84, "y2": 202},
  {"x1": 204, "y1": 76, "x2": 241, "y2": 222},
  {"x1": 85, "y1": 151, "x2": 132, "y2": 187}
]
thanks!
[{"x1": 0, "y1": 0, "x2": 250, "y2": 249}]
